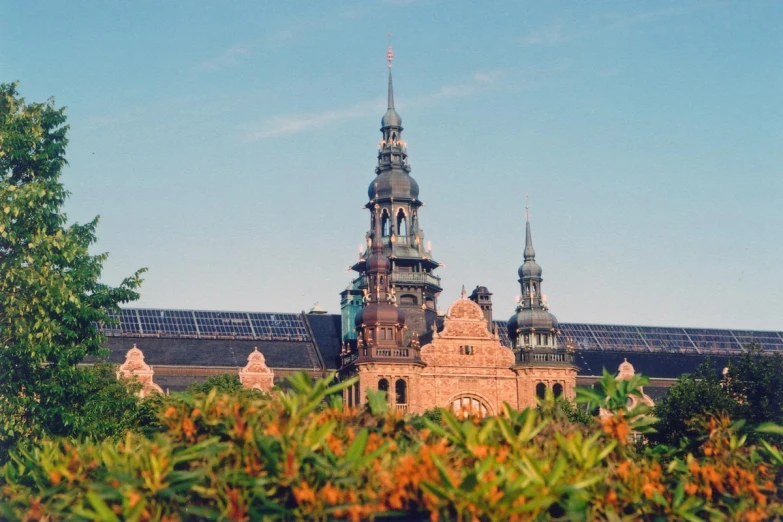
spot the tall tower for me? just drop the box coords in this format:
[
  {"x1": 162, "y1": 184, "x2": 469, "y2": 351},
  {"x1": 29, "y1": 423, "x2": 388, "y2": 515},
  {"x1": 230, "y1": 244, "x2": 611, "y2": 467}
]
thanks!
[
  {"x1": 341, "y1": 44, "x2": 441, "y2": 344},
  {"x1": 507, "y1": 210, "x2": 577, "y2": 407},
  {"x1": 339, "y1": 205, "x2": 424, "y2": 410}
]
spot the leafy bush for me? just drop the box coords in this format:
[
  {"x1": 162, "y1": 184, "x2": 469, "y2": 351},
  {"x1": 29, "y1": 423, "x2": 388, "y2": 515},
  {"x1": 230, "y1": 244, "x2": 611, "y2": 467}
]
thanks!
[{"x1": 1, "y1": 372, "x2": 781, "y2": 521}]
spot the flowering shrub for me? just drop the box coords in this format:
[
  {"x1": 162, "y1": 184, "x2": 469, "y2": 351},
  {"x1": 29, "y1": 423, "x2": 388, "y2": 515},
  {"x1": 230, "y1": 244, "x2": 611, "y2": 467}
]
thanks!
[{"x1": 1, "y1": 372, "x2": 781, "y2": 521}]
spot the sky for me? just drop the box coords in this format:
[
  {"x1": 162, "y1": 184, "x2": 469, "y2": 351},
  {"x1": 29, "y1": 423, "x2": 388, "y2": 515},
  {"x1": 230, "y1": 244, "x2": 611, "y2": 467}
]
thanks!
[{"x1": 2, "y1": 1, "x2": 781, "y2": 330}]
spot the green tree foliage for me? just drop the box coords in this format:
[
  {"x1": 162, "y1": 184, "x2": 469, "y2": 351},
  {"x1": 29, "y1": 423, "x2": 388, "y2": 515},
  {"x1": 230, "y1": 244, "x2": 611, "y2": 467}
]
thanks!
[
  {"x1": 647, "y1": 362, "x2": 737, "y2": 450},
  {"x1": 649, "y1": 347, "x2": 783, "y2": 450},
  {"x1": 0, "y1": 82, "x2": 145, "y2": 454},
  {"x1": 185, "y1": 373, "x2": 244, "y2": 395},
  {"x1": 724, "y1": 346, "x2": 783, "y2": 432}
]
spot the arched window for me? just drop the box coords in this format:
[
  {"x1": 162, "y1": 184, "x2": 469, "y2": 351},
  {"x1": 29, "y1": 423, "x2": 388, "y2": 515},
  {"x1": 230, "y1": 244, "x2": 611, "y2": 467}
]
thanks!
[
  {"x1": 381, "y1": 211, "x2": 390, "y2": 237},
  {"x1": 536, "y1": 383, "x2": 546, "y2": 399},
  {"x1": 450, "y1": 395, "x2": 489, "y2": 418},
  {"x1": 354, "y1": 383, "x2": 360, "y2": 406},
  {"x1": 553, "y1": 383, "x2": 563, "y2": 398},
  {"x1": 400, "y1": 294, "x2": 417, "y2": 305},
  {"x1": 396, "y1": 209, "x2": 407, "y2": 237},
  {"x1": 378, "y1": 378, "x2": 389, "y2": 397},
  {"x1": 395, "y1": 379, "x2": 407, "y2": 405}
]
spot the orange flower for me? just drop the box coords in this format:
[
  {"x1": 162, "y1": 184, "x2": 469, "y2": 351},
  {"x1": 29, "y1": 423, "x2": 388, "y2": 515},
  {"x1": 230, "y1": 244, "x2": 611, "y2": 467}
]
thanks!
[
  {"x1": 48, "y1": 470, "x2": 62, "y2": 486},
  {"x1": 182, "y1": 416, "x2": 195, "y2": 439},
  {"x1": 684, "y1": 483, "x2": 698, "y2": 496},
  {"x1": 293, "y1": 482, "x2": 316, "y2": 505},
  {"x1": 616, "y1": 460, "x2": 631, "y2": 480},
  {"x1": 319, "y1": 483, "x2": 340, "y2": 505},
  {"x1": 605, "y1": 489, "x2": 618, "y2": 505}
]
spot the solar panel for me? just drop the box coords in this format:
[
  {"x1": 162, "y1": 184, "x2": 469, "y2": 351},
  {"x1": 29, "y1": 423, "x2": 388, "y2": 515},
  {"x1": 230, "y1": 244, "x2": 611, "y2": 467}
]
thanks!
[
  {"x1": 494, "y1": 321, "x2": 512, "y2": 348},
  {"x1": 731, "y1": 330, "x2": 783, "y2": 352},
  {"x1": 636, "y1": 326, "x2": 695, "y2": 353},
  {"x1": 683, "y1": 328, "x2": 739, "y2": 353},
  {"x1": 102, "y1": 308, "x2": 311, "y2": 341},
  {"x1": 588, "y1": 324, "x2": 649, "y2": 352},
  {"x1": 559, "y1": 323, "x2": 599, "y2": 350}
]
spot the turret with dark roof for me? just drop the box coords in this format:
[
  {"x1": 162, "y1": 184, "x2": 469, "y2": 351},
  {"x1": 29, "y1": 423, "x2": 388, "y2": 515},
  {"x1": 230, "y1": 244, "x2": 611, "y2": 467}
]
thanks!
[
  {"x1": 508, "y1": 211, "x2": 562, "y2": 352},
  {"x1": 342, "y1": 43, "x2": 442, "y2": 344}
]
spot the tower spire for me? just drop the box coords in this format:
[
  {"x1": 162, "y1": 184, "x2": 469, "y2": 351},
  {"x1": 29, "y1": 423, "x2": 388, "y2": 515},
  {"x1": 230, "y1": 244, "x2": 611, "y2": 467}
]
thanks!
[
  {"x1": 524, "y1": 195, "x2": 536, "y2": 261},
  {"x1": 387, "y1": 34, "x2": 395, "y2": 110}
]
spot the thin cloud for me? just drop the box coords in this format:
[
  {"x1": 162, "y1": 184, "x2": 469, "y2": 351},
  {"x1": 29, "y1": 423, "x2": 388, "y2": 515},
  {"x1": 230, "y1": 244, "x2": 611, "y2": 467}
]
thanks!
[
  {"x1": 242, "y1": 71, "x2": 502, "y2": 142},
  {"x1": 520, "y1": 23, "x2": 580, "y2": 47},
  {"x1": 519, "y1": 5, "x2": 700, "y2": 47},
  {"x1": 200, "y1": 45, "x2": 252, "y2": 71},
  {"x1": 242, "y1": 103, "x2": 381, "y2": 141}
]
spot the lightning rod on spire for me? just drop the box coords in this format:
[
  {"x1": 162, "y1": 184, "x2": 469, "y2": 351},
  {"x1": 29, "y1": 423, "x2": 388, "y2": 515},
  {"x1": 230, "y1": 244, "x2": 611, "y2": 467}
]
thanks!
[
  {"x1": 387, "y1": 33, "x2": 393, "y2": 69},
  {"x1": 525, "y1": 194, "x2": 530, "y2": 222}
]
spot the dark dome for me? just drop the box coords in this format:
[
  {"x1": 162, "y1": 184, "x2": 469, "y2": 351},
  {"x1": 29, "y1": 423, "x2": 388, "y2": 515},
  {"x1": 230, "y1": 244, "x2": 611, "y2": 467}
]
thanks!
[
  {"x1": 366, "y1": 252, "x2": 391, "y2": 273},
  {"x1": 507, "y1": 308, "x2": 559, "y2": 337},
  {"x1": 355, "y1": 302, "x2": 405, "y2": 329},
  {"x1": 518, "y1": 260, "x2": 542, "y2": 279},
  {"x1": 382, "y1": 108, "x2": 402, "y2": 128},
  {"x1": 368, "y1": 169, "x2": 419, "y2": 200}
]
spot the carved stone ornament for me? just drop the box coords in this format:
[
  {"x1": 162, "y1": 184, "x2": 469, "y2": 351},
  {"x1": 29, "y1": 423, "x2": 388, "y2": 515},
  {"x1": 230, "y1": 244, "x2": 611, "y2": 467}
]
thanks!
[
  {"x1": 239, "y1": 347, "x2": 275, "y2": 391},
  {"x1": 117, "y1": 344, "x2": 163, "y2": 398}
]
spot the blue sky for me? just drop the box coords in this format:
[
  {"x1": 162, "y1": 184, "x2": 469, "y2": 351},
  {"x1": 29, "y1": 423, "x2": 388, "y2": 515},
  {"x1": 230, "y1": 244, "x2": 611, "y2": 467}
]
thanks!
[{"x1": 2, "y1": 1, "x2": 781, "y2": 330}]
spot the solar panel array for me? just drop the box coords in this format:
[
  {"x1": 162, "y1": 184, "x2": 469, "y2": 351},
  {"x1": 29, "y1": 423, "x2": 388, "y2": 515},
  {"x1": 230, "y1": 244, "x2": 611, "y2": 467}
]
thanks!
[
  {"x1": 495, "y1": 321, "x2": 783, "y2": 354},
  {"x1": 102, "y1": 309, "x2": 782, "y2": 352},
  {"x1": 103, "y1": 309, "x2": 311, "y2": 341}
]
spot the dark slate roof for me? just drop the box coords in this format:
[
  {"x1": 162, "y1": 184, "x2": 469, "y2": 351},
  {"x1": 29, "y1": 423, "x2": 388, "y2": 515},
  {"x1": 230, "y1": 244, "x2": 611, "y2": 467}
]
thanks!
[
  {"x1": 98, "y1": 309, "x2": 781, "y2": 383},
  {"x1": 306, "y1": 313, "x2": 343, "y2": 370},
  {"x1": 574, "y1": 351, "x2": 733, "y2": 379},
  {"x1": 102, "y1": 337, "x2": 320, "y2": 369}
]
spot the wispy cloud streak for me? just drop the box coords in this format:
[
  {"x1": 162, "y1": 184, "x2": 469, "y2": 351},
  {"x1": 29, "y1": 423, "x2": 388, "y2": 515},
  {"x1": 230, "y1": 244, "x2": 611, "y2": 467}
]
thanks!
[
  {"x1": 200, "y1": 45, "x2": 252, "y2": 71},
  {"x1": 241, "y1": 71, "x2": 502, "y2": 142},
  {"x1": 519, "y1": 5, "x2": 700, "y2": 47}
]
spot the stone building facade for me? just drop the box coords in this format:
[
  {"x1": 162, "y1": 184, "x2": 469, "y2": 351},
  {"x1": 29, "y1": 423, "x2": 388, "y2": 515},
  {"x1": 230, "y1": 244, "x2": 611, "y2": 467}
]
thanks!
[
  {"x1": 98, "y1": 48, "x2": 782, "y2": 404},
  {"x1": 336, "y1": 48, "x2": 578, "y2": 415}
]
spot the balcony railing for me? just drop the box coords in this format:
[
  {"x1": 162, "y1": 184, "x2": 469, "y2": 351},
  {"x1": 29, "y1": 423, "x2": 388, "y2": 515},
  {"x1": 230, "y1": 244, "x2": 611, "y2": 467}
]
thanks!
[
  {"x1": 375, "y1": 348, "x2": 410, "y2": 357},
  {"x1": 395, "y1": 404, "x2": 408, "y2": 413},
  {"x1": 390, "y1": 272, "x2": 441, "y2": 287},
  {"x1": 517, "y1": 350, "x2": 575, "y2": 366}
]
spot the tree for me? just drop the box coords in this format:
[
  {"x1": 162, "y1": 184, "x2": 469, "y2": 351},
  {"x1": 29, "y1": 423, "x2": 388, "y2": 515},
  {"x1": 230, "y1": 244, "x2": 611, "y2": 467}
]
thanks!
[
  {"x1": 648, "y1": 348, "x2": 783, "y2": 450},
  {"x1": 186, "y1": 373, "x2": 244, "y2": 395},
  {"x1": 724, "y1": 345, "x2": 783, "y2": 432},
  {"x1": 646, "y1": 362, "x2": 737, "y2": 450},
  {"x1": 0, "y1": 82, "x2": 145, "y2": 455}
]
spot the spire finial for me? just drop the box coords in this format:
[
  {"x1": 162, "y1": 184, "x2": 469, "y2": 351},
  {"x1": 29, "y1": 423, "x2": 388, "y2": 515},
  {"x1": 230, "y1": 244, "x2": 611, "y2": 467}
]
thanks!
[
  {"x1": 387, "y1": 33, "x2": 393, "y2": 70},
  {"x1": 386, "y1": 38, "x2": 395, "y2": 111},
  {"x1": 525, "y1": 194, "x2": 530, "y2": 222},
  {"x1": 461, "y1": 285, "x2": 466, "y2": 299}
]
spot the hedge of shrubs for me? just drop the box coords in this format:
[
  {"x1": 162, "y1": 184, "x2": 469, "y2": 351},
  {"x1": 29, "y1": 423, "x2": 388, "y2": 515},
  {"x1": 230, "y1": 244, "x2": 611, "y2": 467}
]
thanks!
[{"x1": 1, "y1": 372, "x2": 782, "y2": 521}]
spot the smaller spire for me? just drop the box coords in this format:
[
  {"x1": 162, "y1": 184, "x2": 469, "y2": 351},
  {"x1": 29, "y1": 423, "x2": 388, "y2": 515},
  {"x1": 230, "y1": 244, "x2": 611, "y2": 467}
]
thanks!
[
  {"x1": 381, "y1": 37, "x2": 402, "y2": 129},
  {"x1": 524, "y1": 199, "x2": 536, "y2": 261}
]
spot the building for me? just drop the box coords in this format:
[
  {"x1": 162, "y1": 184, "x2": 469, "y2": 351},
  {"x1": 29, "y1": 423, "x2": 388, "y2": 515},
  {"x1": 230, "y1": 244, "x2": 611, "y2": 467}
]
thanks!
[{"x1": 99, "y1": 50, "x2": 783, "y2": 407}]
